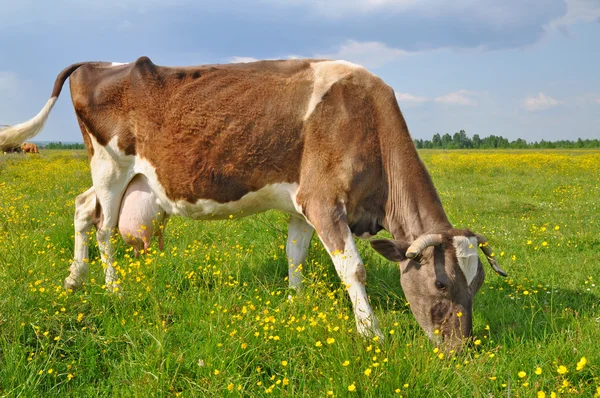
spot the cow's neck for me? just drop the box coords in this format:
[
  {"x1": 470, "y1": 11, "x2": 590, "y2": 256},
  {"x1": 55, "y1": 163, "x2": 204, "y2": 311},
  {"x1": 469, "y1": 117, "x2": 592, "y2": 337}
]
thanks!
[{"x1": 378, "y1": 103, "x2": 452, "y2": 242}]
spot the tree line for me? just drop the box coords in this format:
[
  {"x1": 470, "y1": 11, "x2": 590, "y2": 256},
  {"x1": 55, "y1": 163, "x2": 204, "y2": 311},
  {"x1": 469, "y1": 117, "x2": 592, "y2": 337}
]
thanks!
[
  {"x1": 42, "y1": 142, "x2": 86, "y2": 149},
  {"x1": 413, "y1": 130, "x2": 600, "y2": 149}
]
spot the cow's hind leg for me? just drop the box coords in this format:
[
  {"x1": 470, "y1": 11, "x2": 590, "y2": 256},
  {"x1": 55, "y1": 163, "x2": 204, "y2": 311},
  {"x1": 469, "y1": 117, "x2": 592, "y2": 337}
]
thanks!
[
  {"x1": 65, "y1": 187, "x2": 97, "y2": 290},
  {"x1": 95, "y1": 192, "x2": 126, "y2": 292},
  {"x1": 286, "y1": 215, "x2": 314, "y2": 292},
  {"x1": 304, "y1": 201, "x2": 382, "y2": 339},
  {"x1": 93, "y1": 172, "x2": 133, "y2": 292}
]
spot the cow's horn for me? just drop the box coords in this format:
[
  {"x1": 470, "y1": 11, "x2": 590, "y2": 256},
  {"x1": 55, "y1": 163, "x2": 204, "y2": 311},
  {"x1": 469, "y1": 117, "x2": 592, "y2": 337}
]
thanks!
[
  {"x1": 406, "y1": 234, "x2": 443, "y2": 259},
  {"x1": 476, "y1": 234, "x2": 508, "y2": 277}
]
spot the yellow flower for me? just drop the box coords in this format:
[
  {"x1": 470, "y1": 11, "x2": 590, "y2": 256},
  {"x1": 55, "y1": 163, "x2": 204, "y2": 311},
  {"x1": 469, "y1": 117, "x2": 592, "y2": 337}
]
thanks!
[
  {"x1": 518, "y1": 371, "x2": 526, "y2": 378},
  {"x1": 67, "y1": 373, "x2": 74, "y2": 381},
  {"x1": 537, "y1": 391, "x2": 546, "y2": 398},
  {"x1": 348, "y1": 383, "x2": 356, "y2": 392},
  {"x1": 283, "y1": 378, "x2": 289, "y2": 386},
  {"x1": 557, "y1": 365, "x2": 568, "y2": 375},
  {"x1": 535, "y1": 367, "x2": 542, "y2": 375},
  {"x1": 281, "y1": 360, "x2": 288, "y2": 367},
  {"x1": 342, "y1": 360, "x2": 350, "y2": 367},
  {"x1": 227, "y1": 383, "x2": 234, "y2": 391},
  {"x1": 364, "y1": 368, "x2": 372, "y2": 376},
  {"x1": 315, "y1": 341, "x2": 323, "y2": 347},
  {"x1": 576, "y1": 357, "x2": 587, "y2": 371},
  {"x1": 474, "y1": 339, "x2": 481, "y2": 346},
  {"x1": 457, "y1": 311, "x2": 463, "y2": 317},
  {"x1": 327, "y1": 337, "x2": 335, "y2": 344}
]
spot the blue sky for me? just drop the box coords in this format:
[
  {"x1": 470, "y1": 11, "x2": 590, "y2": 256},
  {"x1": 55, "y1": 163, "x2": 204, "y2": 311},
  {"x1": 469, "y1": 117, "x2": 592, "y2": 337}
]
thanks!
[{"x1": 0, "y1": 0, "x2": 598, "y2": 143}]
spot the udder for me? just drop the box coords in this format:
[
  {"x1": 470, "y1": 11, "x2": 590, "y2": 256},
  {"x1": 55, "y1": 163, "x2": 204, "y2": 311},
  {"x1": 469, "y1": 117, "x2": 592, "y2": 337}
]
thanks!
[{"x1": 119, "y1": 174, "x2": 169, "y2": 257}]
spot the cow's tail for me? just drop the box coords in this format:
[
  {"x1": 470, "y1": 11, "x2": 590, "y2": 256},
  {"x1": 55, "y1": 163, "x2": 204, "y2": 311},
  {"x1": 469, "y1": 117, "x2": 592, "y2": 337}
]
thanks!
[{"x1": 0, "y1": 62, "x2": 108, "y2": 149}]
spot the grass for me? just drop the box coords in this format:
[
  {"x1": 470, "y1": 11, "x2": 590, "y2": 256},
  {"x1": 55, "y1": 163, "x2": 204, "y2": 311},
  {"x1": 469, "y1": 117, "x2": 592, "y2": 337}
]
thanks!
[{"x1": 0, "y1": 149, "x2": 599, "y2": 397}]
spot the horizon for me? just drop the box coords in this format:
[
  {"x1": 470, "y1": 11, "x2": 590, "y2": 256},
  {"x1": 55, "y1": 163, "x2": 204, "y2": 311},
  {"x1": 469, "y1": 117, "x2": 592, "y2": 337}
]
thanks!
[{"x1": 1, "y1": 1, "x2": 598, "y2": 143}]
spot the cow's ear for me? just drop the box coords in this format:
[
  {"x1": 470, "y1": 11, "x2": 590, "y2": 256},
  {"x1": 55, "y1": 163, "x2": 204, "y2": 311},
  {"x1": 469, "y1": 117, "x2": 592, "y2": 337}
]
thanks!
[{"x1": 370, "y1": 239, "x2": 410, "y2": 262}]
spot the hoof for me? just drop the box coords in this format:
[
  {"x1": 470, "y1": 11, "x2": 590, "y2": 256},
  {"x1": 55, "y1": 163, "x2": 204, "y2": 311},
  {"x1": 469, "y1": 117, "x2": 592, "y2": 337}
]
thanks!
[
  {"x1": 64, "y1": 276, "x2": 82, "y2": 292},
  {"x1": 357, "y1": 321, "x2": 384, "y2": 342}
]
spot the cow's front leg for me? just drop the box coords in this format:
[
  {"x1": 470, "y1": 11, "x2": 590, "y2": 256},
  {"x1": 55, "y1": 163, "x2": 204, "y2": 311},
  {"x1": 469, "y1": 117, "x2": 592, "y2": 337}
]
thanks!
[
  {"x1": 286, "y1": 215, "x2": 314, "y2": 292},
  {"x1": 305, "y1": 202, "x2": 383, "y2": 339},
  {"x1": 65, "y1": 187, "x2": 97, "y2": 291}
]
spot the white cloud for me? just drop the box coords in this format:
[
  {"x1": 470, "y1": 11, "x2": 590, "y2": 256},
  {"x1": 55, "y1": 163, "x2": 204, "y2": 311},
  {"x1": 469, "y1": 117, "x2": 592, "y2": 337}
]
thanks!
[
  {"x1": 548, "y1": 0, "x2": 600, "y2": 30},
  {"x1": 395, "y1": 92, "x2": 429, "y2": 105},
  {"x1": 229, "y1": 56, "x2": 260, "y2": 63},
  {"x1": 434, "y1": 90, "x2": 478, "y2": 106},
  {"x1": 315, "y1": 40, "x2": 411, "y2": 68},
  {"x1": 522, "y1": 92, "x2": 562, "y2": 111}
]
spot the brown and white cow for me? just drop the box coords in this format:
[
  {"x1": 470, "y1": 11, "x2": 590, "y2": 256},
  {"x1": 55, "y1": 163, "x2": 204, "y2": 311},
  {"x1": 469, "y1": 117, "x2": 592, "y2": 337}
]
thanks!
[
  {"x1": 21, "y1": 142, "x2": 40, "y2": 153},
  {"x1": 0, "y1": 57, "x2": 506, "y2": 347}
]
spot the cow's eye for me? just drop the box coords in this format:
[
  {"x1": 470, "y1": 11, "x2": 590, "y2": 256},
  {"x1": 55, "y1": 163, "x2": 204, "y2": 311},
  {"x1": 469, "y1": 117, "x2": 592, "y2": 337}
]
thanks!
[{"x1": 435, "y1": 280, "x2": 446, "y2": 291}]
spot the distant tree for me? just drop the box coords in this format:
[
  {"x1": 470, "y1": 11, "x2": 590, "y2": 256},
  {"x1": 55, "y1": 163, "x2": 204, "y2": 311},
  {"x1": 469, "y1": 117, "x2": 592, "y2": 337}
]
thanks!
[{"x1": 432, "y1": 133, "x2": 442, "y2": 148}]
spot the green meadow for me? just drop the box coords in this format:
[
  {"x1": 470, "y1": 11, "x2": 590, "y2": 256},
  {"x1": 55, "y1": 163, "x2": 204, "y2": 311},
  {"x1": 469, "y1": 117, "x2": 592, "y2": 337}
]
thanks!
[{"x1": 0, "y1": 149, "x2": 598, "y2": 397}]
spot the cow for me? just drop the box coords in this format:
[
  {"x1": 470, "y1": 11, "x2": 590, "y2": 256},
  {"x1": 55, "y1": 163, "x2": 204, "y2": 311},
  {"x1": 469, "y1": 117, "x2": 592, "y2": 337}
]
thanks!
[
  {"x1": 21, "y1": 142, "x2": 40, "y2": 153},
  {"x1": 2, "y1": 146, "x2": 21, "y2": 154},
  {"x1": 0, "y1": 57, "x2": 506, "y2": 348}
]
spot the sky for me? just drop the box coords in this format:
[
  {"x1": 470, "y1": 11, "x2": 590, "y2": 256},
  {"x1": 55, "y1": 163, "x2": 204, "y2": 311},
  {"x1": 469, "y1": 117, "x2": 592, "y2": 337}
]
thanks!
[{"x1": 0, "y1": 0, "x2": 598, "y2": 143}]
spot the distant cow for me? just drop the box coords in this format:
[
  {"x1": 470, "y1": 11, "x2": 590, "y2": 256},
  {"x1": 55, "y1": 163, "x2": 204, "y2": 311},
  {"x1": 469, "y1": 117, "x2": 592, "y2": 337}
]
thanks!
[
  {"x1": 2, "y1": 146, "x2": 21, "y2": 154},
  {"x1": 0, "y1": 57, "x2": 506, "y2": 348},
  {"x1": 21, "y1": 143, "x2": 39, "y2": 153}
]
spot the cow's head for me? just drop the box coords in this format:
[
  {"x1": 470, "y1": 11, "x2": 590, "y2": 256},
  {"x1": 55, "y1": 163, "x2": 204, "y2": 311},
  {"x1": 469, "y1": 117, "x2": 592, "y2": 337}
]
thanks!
[{"x1": 370, "y1": 229, "x2": 506, "y2": 350}]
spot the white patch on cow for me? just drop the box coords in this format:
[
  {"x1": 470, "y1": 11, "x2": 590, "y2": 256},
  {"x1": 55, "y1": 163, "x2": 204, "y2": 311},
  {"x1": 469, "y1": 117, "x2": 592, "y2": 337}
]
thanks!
[
  {"x1": 110, "y1": 62, "x2": 128, "y2": 67},
  {"x1": 453, "y1": 236, "x2": 479, "y2": 286},
  {"x1": 286, "y1": 216, "x2": 314, "y2": 291},
  {"x1": 304, "y1": 60, "x2": 363, "y2": 121},
  {"x1": 88, "y1": 134, "x2": 136, "y2": 289},
  {"x1": 133, "y1": 157, "x2": 302, "y2": 220},
  {"x1": 320, "y1": 227, "x2": 383, "y2": 339}
]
